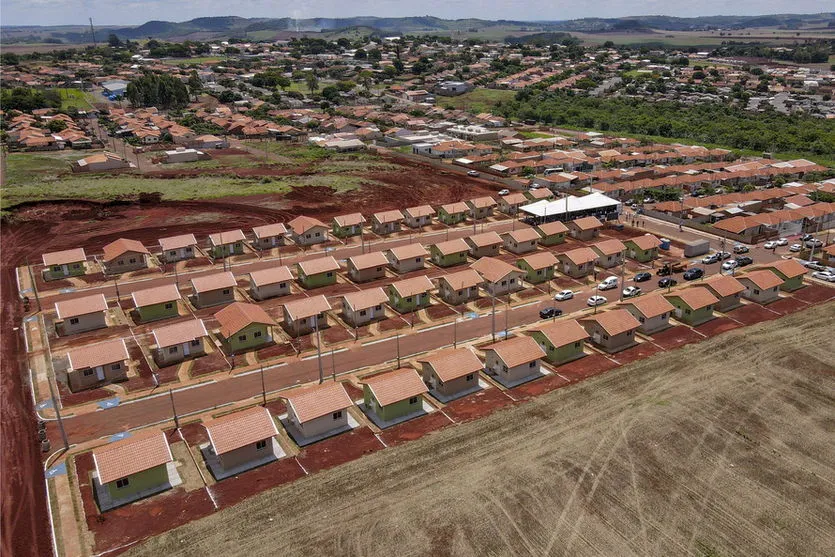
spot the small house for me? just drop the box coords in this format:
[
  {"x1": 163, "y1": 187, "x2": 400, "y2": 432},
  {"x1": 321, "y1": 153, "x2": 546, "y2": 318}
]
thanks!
[
  {"x1": 665, "y1": 287, "x2": 718, "y2": 326},
  {"x1": 158, "y1": 234, "x2": 198, "y2": 263},
  {"x1": 620, "y1": 295, "x2": 675, "y2": 334},
  {"x1": 288, "y1": 216, "x2": 329, "y2": 246},
  {"x1": 429, "y1": 238, "x2": 470, "y2": 267},
  {"x1": 557, "y1": 247, "x2": 598, "y2": 278},
  {"x1": 465, "y1": 231, "x2": 503, "y2": 258},
  {"x1": 470, "y1": 257, "x2": 525, "y2": 296},
  {"x1": 482, "y1": 336, "x2": 546, "y2": 386},
  {"x1": 385, "y1": 244, "x2": 427, "y2": 274},
  {"x1": 417, "y1": 347, "x2": 483, "y2": 400},
  {"x1": 517, "y1": 252, "x2": 558, "y2": 284},
  {"x1": 388, "y1": 275, "x2": 434, "y2": 313},
  {"x1": 591, "y1": 239, "x2": 627, "y2": 269},
  {"x1": 580, "y1": 309, "x2": 641, "y2": 353},
  {"x1": 525, "y1": 188, "x2": 555, "y2": 201},
  {"x1": 362, "y1": 367, "x2": 428, "y2": 424},
  {"x1": 55, "y1": 293, "x2": 108, "y2": 335},
  {"x1": 466, "y1": 196, "x2": 497, "y2": 220},
  {"x1": 371, "y1": 210, "x2": 404, "y2": 235},
  {"x1": 346, "y1": 252, "x2": 388, "y2": 283},
  {"x1": 738, "y1": 270, "x2": 782, "y2": 304},
  {"x1": 761, "y1": 259, "x2": 807, "y2": 291},
  {"x1": 208, "y1": 229, "x2": 246, "y2": 258},
  {"x1": 203, "y1": 406, "x2": 280, "y2": 478},
  {"x1": 131, "y1": 283, "x2": 181, "y2": 322},
  {"x1": 296, "y1": 256, "x2": 340, "y2": 289},
  {"x1": 66, "y1": 338, "x2": 129, "y2": 392},
  {"x1": 251, "y1": 223, "x2": 287, "y2": 250},
  {"x1": 190, "y1": 272, "x2": 237, "y2": 308},
  {"x1": 215, "y1": 302, "x2": 276, "y2": 352},
  {"x1": 702, "y1": 275, "x2": 745, "y2": 312},
  {"x1": 437, "y1": 269, "x2": 483, "y2": 305},
  {"x1": 282, "y1": 382, "x2": 353, "y2": 441},
  {"x1": 497, "y1": 192, "x2": 528, "y2": 215},
  {"x1": 341, "y1": 287, "x2": 388, "y2": 327},
  {"x1": 535, "y1": 221, "x2": 569, "y2": 246},
  {"x1": 529, "y1": 319, "x2": 589, "y2": 365},
  {"x1": 567, "y1": 216, "x2": 604, "y2": 241},
  {"x1": 331, "y1": 213, "x2": 366, "y2": 238},
  {"x1": 403, "y1": 205, "x2": 435, "y2": 228},
  {"x1": 438, "y1": 202, "x2": 469, "y2": 225},
  {"x1": 102, "y1": 238, "x2": 150, "y2": 274},
  {"x1": 624, "y1": 234, "x2": 662, "y2": 263},
  {"x1": 248, "y1": 266, "x2": 293, "y2": 300},
  {"x1": 501, "y1": 228, "x2": 539, "y2": 254},
  {"x1": 281, "y1": 294, "x2": 332, "y2": 336},
  {"x1": 42, "y1": 248, "x2": 86, "y2": 281},
  {"x1": 152, "y1": 319, "x2": 208, "y2": 367}
]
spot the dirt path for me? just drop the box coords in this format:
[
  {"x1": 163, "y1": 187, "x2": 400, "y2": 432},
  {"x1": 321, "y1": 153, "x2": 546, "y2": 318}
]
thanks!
[{"x1": 127, "y1": 303, "x2": 835, "y2": 557}]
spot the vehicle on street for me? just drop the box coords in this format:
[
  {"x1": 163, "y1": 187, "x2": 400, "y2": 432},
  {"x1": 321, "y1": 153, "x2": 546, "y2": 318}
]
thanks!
[
  {"x1": 587, "y1": 295, "x2": 607, "y2": 307},
  {"x1": 717, "y1": 251, "x2": 731, "y2": 260},
  {"x1": 789, "y1": 244, "x2": 802, "y2": 252},
  {"x1": 633, "y1": 272, "x2": 651, "y2": 283},
  {"x1": 658, "y1": 277, "x2": 678, "y2": 288},
  {"x1": 702, "y1": 253, "x2": 720, "y2": 264},
  {"x1": 736, "y1": 256, "x2": 753, "y2": 267},
  {"x1": 539, "y1": 307, "x2": 563, "y2": 319},
  {"x1": 801, "y1": 234, "x2": 813, "y2": 242},
  {"x1": 598, "y1": 276, "x2": 619, "y2": 290},
  {"x1": 683, "y1": 268, "x2": 704, "y2": 280},
  {"x1": 497, "y1": 188, "x2": 510, "y2": 195},
  {"x1": 763, "y1": 241, "x2": 778, "y2": 249},
  {"x1": 733, "y1": 244, "x2": 749, "y2": 254},
  {"x1": 467, "y1": 170, "x2": 480, "y2": 177},
  {"x1": 805, "y1": 239, "x2": 823, "y2": 248},
  {"x1": 812, "y1": 270, "x2": 835, "y2": 282},
  {"x1": 528, "y1": 184, "x2": 541, "y2": 190},
  {"x1": 554, "y1": 290, "x2": 574, "y2": 301},
  {"x1": 622, "y1": 286, "x2": 642, "y2": 298},
  {"x1": 722, "y1": 260, "x2": 738, "y2": 271},
  {"x1": 776, "y1": 238, "x2": 788, "y2": 246},
  {"x1": 801, "y1": 260, "x2": 826, "y2": 271}
]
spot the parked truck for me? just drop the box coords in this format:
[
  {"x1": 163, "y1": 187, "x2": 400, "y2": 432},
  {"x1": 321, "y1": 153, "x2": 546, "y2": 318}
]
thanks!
[{"x1": 683, "y1": 239, "x2": 710, "y2": 258}]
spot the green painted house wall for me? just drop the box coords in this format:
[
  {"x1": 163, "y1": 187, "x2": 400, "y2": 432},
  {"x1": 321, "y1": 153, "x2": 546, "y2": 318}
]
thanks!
[
  {"x1": 624, "y1": 242, "x2": 657, "y2": 262},
  {"x1": 429, "y1": 247, "x2": 468, "y2": 267},
  {"x1": 297, "y1": 268, "x2": 337, "y2": 289},
  {"x1": 211, "y1": 242, "x2": 244, "y2": 258},
  {"x1": 136, "y1": 301, "x2": 179, "y2": 322},
  {"x1": 667, "y1": 297, "x2": 713, "y2": 325},
  {"x1": 45, "y1": 262, "x2": 86, "y2": 280},
  {"x1": 438, "y1": 208, "x2": 466, "y2": 225},
  {"x1": 531, "y1": 331, "x2": 585, "y2": 365},
  {"x1": 224, "y1": 322, "x2": 271, "y2": 353},
  {"x1": 537, "y1": 232, "x2": 566, "y2": 246},
  {"x1": 772, "y1": 273, "x2": 803, "y2": 291},
  {"x1": 331, "y1": 223, "x2": 362, "y2": 238},
  {"x1": 105, "y1": 463, "x2": 169, "y2": 501},
  {"x1": 363, "y1": 385, "x2": 422, "y2": 422},
  {"x1": 517, "y1": 260, "x2": 554, "y2": 283},
  {"x1": 388, "y1": 289, "x2": 430, "y2": 312}
]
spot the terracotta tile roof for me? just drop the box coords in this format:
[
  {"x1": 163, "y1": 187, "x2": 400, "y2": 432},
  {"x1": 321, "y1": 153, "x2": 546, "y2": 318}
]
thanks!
[
  {"x1": 483, "y1": 335, "x2": 545, "y2": 368},
  {"x1": 249, "y1": 266, "x2": 293, "y2": 287},
  {"x1": 669, "y1": 287, "x2": 719, "y2": 310},
  {"x1": 204, "y1": 406, "x2": 279, "y2": 455},
  {"x1": 158, "y1": 234, "x2": 197, "y2": 252},
  {"x1": 625, "y1": 234, "x2": 661, "y2": 251},
  {"x1": 621, "y1": 294, "x2": 675, "y2": 318},
  {"x1": 297, "y1": 256, "x2": 340, "y2": 276},
  {"x1": 42, "y1": 248, "x2": 86, "y2": 267},
  {"x1": 67, "y1": 338, "x2": 129, "y2": 370},
  {"x1": 362, "y1": 367, "x2": 428, "y2": 407},
  {"x1": 502, "y1": 228, "x2": 541, "y2": 243},
  {"x1": 417, "y1": 347, "x2": 483, "y2": 382},
  {"x1": 529, "y1": 319, "x2": 589, "y2": 347},
  {"x1": 93, "y1": 430, "x2": 173, "y2": 485},
  {"x1": 282, "y1": 381, "x2": 353, "y2": 423},
  {"x1": 536, "y1": 221, "x2": 568, "y2": 236},
  {"x1": 432, "y1": 238, "x2": 470, "y2": 256},
  {"x1": 373, "y1": 209, "x2": 404, "y2": 224},
  {"x1": 592, "y1": 238, "x2": 627, "y2": 256},
  {"x1": 439, "y1": 269, "x2": 483, "y2": 290},
  {"x1": 560, "y1": 247, "x2": 598, "y2": 266},
  {"x1": 332, "y1": 213, "x2": 366, "y2": 227},
  {"x1": 471, "y1": 257, "x2": 524, "y2": 283},
  {"x1": 251, "y1": 223, "x2": 287, "y2": 239},
  {"x1": 215, "y1": 302, "x2": 275, "y2": 338},
  {"x1": 501, "y1": 192, "x2": 528, "y2": 205},
  {"x1": 342, "y1": 287, "x2": 388, "y2": 311},
  {"x1": 518, "y1": 251, "x2": 558, "y2": 270},
  {"x1": 152, "y1": 319, "x2": 208, "y2": 348},
  {"x1": 468, "y1": 196, "x2": 497, "y2": 209},
  {"x1": 440, "y1": 201, "x2": 469, "y2": 214},
  {"x1": 386, "y1": 244, "x2": 428, "y2": 261},
  {"x1": 190, "y1": 272, "x2": 236, "y2": 294},
  {"x1": 55, "y1": 293, "x2": 108, "y2": 319},
  {"x1": 570, "y1": 216, "x2": 604, "y2": 231},
  {"x1": 581, "y1": 309, "x2": 640, "y2": 336},
  {"x1": 209, "y1": 229, "x2": 246, "y2": 245},
  {"x1": 131, "y1": 283, "x2": 180, "y2": 308},
  {"x1": 389, "y1": 275, "x2": 434, "y2": 298},
  {"x1": 102, "y1": 238, "x2": 149, "y2": 262},
  {"x1": 404, "y1": 205, "x2": 435, "y2": 218},
  {"x1": 288, "y1": 215, "x2": 327, "y2": 234},
  {"x1": 465, "y1": 231, "x2": 503, "y2": 248},
  {"x1": 763, "y1": 259, "x2": 807, "y2": 279},
  {"x1": 703, "y1": 275, "x2": 745, "y2": 297},
  {"x1": 348, "y1": 251, "x2": 389, "y2": 271},
  {"x1": 740, "y1": 269, "x2": 784, "y2": 290},
  {"x1": 281, "y1": 294, "x2": 332, "y2": 321}
]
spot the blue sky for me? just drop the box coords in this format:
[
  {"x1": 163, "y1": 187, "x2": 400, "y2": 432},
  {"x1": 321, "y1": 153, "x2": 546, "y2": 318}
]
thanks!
[{"x1": 0, "y1": 0, "x2": 828, "y2": 27}]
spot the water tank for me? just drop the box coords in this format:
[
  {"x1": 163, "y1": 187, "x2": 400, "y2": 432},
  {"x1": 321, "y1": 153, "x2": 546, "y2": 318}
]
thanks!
[{"x1": 659, "y1": 238, "x2": 671, "y2": 250}]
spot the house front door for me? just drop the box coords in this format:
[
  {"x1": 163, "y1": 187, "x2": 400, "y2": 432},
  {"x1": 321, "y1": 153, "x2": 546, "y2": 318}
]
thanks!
[
  {"x1": 95, "y1": 366, "x2": 105, "y2": 381},
  {"x1": 61, "y1": 264, "x2": 70, "y2": 276},
  {"x1": 183, "y1": 342, "x2": 190, "y2": 356}
]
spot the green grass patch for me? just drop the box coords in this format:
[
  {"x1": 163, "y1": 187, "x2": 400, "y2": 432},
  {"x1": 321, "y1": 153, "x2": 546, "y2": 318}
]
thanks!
[
  {"x1": 4, "y1": 151, "x2": 78, "y2": 184},
  {"x1": 438, "y1": 88, "x2": 516, "y2": 113},
  {"x1": 54, "y1": 88, "x2": 96, "y2": 111},
  {"x1": 162, "y1": 56, "x2": 224, "y2": 66},
  {"x1": 516, "y1": 131, "x2": 555, "y2": 139}
]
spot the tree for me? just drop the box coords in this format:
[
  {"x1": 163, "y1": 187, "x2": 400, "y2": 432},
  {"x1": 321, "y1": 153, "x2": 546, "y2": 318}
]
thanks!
[
  {"x1": 126, "y1": 73, "x2": 189, "y2": 109},
  {"x1": 354, "y1": 49, "x2": 367, "y2": 60},
  {"x1": 304, "y1": 72, "x2": 319, "y2": 95},
  {"x1": 46, "y1": 119, "x2": 68, "y2": 132},
  {"x1": 108, "y1": 34, "x2": 123, "y2": 48},
  {"x1": 358, "y1": 70, "x2": 373, "y2": 92},
  {"x1": 187, "y1": 71, "x2": 202, "y2": 98},
  {"x1": 321, "y1": 86, "x2": 340, "y2": 102}
]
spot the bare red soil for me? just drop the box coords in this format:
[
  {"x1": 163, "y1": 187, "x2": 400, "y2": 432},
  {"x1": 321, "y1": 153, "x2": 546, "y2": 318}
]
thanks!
[
  {"x1": 377, "y1": 411, "x2": 453, "y2": 447},
  {"x1": 442, "y1": 387, "x2": 516, "y2": 423},
  {"x1": 295, "y1": 426, "x2": 384, "y2": 474}
]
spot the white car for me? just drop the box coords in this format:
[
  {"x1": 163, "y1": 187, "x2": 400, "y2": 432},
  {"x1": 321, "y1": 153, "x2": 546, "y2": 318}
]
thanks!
[
  {"x1": 812, "y1": 270, "x2": 835, "y2": 282},
  {"x1": 733, "y1": 244, "x2": 749, "y2": 254},
  {"x1": 554, "y1": 289, "x2": 574, "y2": 301},
  {"x1": 702, "y1": 253, "x2": 720, "y2": 264},
  {"x1": 722, "y1": 260, "x2": 738, "y2": 271},
  {"x1": 776, "y1": 238, "x2": 788, "y2": 246},
  {"x1": 497, "y1": 188, "x2": 510, "y2": 196},
  {"x1": 789, "y1": 243, "x2": 802, "y2": 252},
  {"x1": 763, "y1": 241, "x2": 779, "y2": 249},
  {"x1": 597, "y1": 276, "x2": 619, "y2": 290},
  {"x1": 587, "y1": 295, "x2": 607, "y2": 307},
  {"x1": 467, "y1": 170, "x2": 480, "y2": 177},
  {"x1": 622, "y1": 286, "x2": 642, "y2": 298}
]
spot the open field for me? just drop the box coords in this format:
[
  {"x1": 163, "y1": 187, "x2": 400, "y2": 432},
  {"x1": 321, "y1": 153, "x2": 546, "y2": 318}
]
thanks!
[
  {"x1": 438, "y1": 89, "x2": 517, "y2": 113},
  {"x1": 129, "y1": 302, "x2": 835, "y2": 557},
  {"x1": 161, "y1": 56, "x2": 224, "y2": 66},
  {"x1": 54, "y1": 88, "x2": 97, "y2": 111},
  {"x1": 571, "y1": 27, "x2": 835, "y2": 47}
]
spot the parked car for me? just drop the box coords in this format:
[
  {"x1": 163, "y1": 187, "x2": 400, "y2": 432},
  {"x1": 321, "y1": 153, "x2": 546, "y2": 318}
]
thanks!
[
  {"x1": 467, "y1": 170, "x2": 480, "y2": 177},
  {"x1": 587, "y1": 295, "x2": 608, "y2": 307},
  {"x1": 598, "y1": 276, "x2": 619, "y2": 290},
  {"x1": 763, "y1": 241, "x2": 779, "y2": 249},
  {"x1": 656, "y1": 265, "x2": 672, "y2": 276},
  {"x1": 702, "y1": 253, "x2": 720, "y2": 264},
  {"x1": 683, "y1": 268, "x2": 704, "y2": 280},
  {"x1": 722, "y1": 260, "x2": 738, "y2": 271},
  {"x1": 622, "y1": 286, "x2": 642, "y2": 298},
  {"x1": 528, "y1": 184, "x2": 542, "y2": 190},
  {"x1": 789, "y1": 243, "x2": 803, "y2": 252},
  {"x1": 733, "y1": 244, "x2": 749, "y2": 254},
  {"x1": 497, "y1": 188, "x2": 510, "y2": 195},
  {"x1": 801, "y1": 233, "x2": 813, "y2": 242},
  {"x1": 776, "y1": 238, "x2": 788, "y2": 246},
  {"x1": 539, "y1": 307, "x2": 563, "y2": 319},
  {"x1": 633, "y1": 272, "x2": 652, "y2": 283},
  {"x1": 805, "y1": 239, "x2": 823, "y2": 248},
  {"x1": 554, "y1": 289, "x2": 574, "y2": 301},
  {"x1": 812, "y1": 270, "x2": 835, "y2": 282},
  {"x1": 801, "y1": 260, "x2": 826, "y2": 271},
  {"x1": 736, "y1": 256, "x2": 753, "y2": 267},
  {"x1": 658, "y1": 277, "x2": 678, "y2": 288}
]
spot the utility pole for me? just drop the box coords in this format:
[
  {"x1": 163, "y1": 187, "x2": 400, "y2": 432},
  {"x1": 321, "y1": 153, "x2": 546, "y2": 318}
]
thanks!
[
  {"x1": 491, "y1": 292, "x2": 496, "y2": 343},
  {"x1": 395, "y1": 333, "x2": 401, "y2": 368},
  {"x1": 259, "y1": 365, "x2": 267, "y2": 406},
  {"x1": 331, "y1": 348, "x2": 336, "y2": 381},
  {"x1": 24, "y1": 258, "x2": 42, "y2": 311},
  {"x1": 315, "y1": 319, "x2": 323, "y2": 384},
  {"x1": 618, "y1": 257, "x2": 626, "y2": 301},
  {"x1": 169, "y1": 389, "x2": 180, "y2": 430},
  {"x1": 47, "y1": 376, "x2": 69, "y2": 450},
  {"x1": 453, "y1": 318, "x2": 458, "y2": 348}
]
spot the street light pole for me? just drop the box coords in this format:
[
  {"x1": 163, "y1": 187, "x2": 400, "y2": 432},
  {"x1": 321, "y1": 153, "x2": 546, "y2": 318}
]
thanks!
[
  {"x1": 315, "y1": 319, "x2": 323, "y2": 384},
  {"x1": 491, "y1": 292, "x2": 496, "y2": 343},
  {"x1": 396, "y1": 333, "x2": 401, "y2": 368}
]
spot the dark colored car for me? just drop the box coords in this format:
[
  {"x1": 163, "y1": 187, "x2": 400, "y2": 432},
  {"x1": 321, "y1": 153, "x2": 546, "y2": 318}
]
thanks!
[
  {"x1": 539, "y1": 307, "x2": 563, "y2": 319},
  {"x1": 658, "y1": 277, "x2": 678, "y2": 288},
  {"x1": 683, "y1": 268, "x2": 704, "y2": 281},
  {"x1": 656, "y1": 266, "x2": 672, "y2": 276},
  {"x1": 736, "y1": 256, "x2": 753, "y2": 267},
  {"x1": 634, "y1": 272, "x2": 652, "y2": 282}
]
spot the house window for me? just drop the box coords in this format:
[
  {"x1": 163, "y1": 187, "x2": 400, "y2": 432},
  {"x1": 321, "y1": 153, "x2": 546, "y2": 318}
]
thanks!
[
  {"x1": 510, "y1": 279, "x2": 515, "y2": 285},
  {"x1": 528, "y1": 361, "x2": 535, "y2": 368},
  {"x1": 279, "y1": 282, "x2": 286, "y2": 288},
  {"x1": 536, "y1": 270, "x2": 542, "y2": 275},
  {"x1": 168, "y1": 347, "x2": 178, "y2": 354},
  {"x1": 185, "y1": 247, "x2": 193, "y2": 253},
  {"x1": 83, "y1": 369, "x2": 94, "y2": 376},
  {"x1": 466, "y1": 373, "x2": 474, "y2": 381},
  {"x1": 254, "y1": 331, "x2": 262, "y2": 338},
  {"x1": 164, "y1": 303, "x2": 173, "y2": 309},
  {"x1": 374, "y1": 305, "x2": 382, "y2": 311},
  {"x1": 685, "y1": 309, "x2": 691, "y2": 315},
  {"x1": 408, "y1": 396, "x2": 418, "y2": 404},
  {"x1": 662, "y1": 313, "x2": 668, "y2": 319},
  {"x1": 627, "y1": 330, "x2": 633, "y2": 336},
  {"x1": 501, "y1": 280, "x2": 507, "y2": 286},
  {"x1": 305, "y1": 234, "x2": 311, "y2": 239},
  {"x1": 169, "y1": 251, "x2": 177, "y2": 256},
  {"x1": 191, "y1": 339, "x2": 200, "y2": 346},
  {"x1": 406, "y1": 297, "x2": 412, "y2": 303},
  {"x1": 255, "y1": 439, "x2": 267, "y2": 451},
  {"x1": 69, "y1": 318, "x2": 79, "y2": 325},
  {"x1": 574, "y1": 341, "x2": 581, "y2": 348},
  {"x1": 458, "y1": 290, "x2": 463, "y2": 296},
  {"x1": 754, "y1": 289, "x2": 760, "y2": 295},
  {"x1": 332, "y1": 410, "x2": 342, "y2": 420},
  {"x1": 116, "y1": 478, "x2": 130, "y2": 489},
  {"x1": 315, "y1": 232, "x2": 321, "y2": 237},
  {"x1": 238, "y1": 335, "x2": 247, "y2": 341},
  {"x1": 222, "y1": 289, "x2": 230, "y2": 295},
  {"x1": 376, "y1": 267, "x2": 382, "y2": 272},
  {"x1": 415, "y1": 257, "x2": 422, "y2": 263},
  {"x1": 326, "y1": 272, "x2": 333, "y2": 278},
  {"x1": 639, "y1": 316, "x2": 645, "y2": 323},
  {"x1": 117, "y1": 260, "x2": 124, "y2": 265},
  {"x1": 603, "y1": 334, "x2": 609, "y2": 340},
  {"x1": 129, "y1": 258, "x2": 136, "y2": 264},
  {"x1": 359, "y1": 310, "x2": 367, "y2": 316}
]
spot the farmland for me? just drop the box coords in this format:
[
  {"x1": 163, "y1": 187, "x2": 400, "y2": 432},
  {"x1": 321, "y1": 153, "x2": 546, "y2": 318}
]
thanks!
[
  {"x1": 438, "y1": 89, "x2": 516, "y2": 113},
  {"x1": 128, "y1": 302, "x2": 835, "y2": 557}
]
